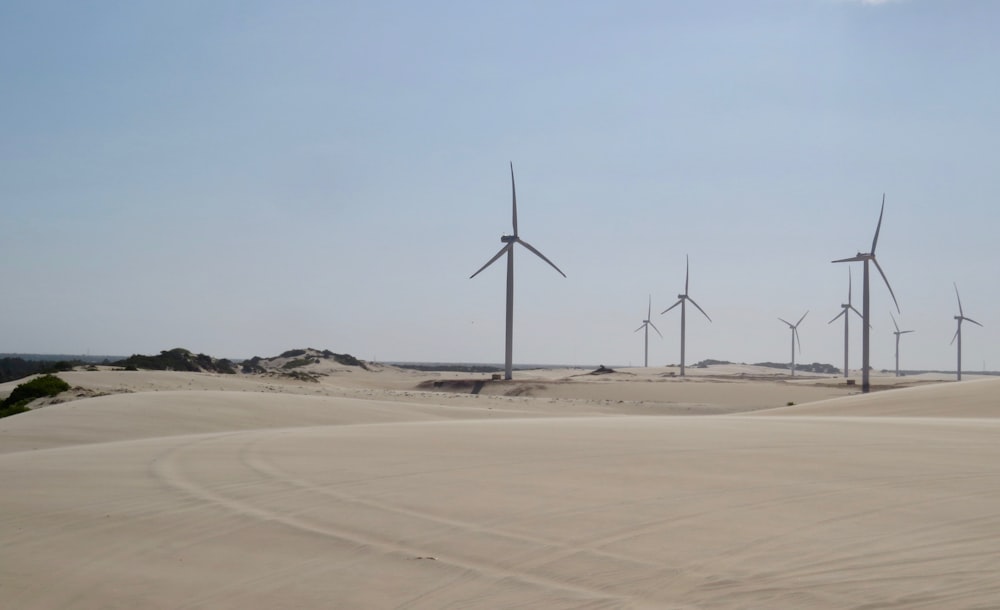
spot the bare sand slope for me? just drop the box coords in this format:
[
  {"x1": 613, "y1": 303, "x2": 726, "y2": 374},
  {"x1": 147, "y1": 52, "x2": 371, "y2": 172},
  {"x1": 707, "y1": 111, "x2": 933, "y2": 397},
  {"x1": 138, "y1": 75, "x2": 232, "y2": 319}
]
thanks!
[
  {"x1": 3, "y1": 375, "x2": 1000, "y2": 609},
  {"x1": 756, "y1": 377, "x2": 1000, "y2": 418},
  {"x1": 0, "y1": 388, "x2": 564, "y2": 454}
]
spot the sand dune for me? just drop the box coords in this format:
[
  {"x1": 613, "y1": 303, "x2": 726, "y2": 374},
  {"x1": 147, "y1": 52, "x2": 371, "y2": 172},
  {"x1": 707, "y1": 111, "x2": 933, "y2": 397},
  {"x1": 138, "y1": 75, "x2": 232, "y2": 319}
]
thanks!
[
  {"x1": 2, "y1": 367, "x2": 999, "y2": 608},
  {"x1": 757, "y1": 376, "x2": 1000, "y2": 418}
]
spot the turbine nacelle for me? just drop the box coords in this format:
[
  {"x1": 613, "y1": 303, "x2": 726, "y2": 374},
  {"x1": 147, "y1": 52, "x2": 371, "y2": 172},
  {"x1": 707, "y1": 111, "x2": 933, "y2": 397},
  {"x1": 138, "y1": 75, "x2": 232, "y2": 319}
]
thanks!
[{"x1": 500, "y1": 235, "x2": 516, "y2": 243}]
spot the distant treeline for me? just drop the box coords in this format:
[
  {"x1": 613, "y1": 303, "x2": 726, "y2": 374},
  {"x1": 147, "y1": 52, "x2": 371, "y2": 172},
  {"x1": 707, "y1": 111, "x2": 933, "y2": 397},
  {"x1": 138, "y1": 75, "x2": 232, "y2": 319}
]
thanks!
[{"x1": 0, "y1": 358, "x2": 79, "y2": 384}]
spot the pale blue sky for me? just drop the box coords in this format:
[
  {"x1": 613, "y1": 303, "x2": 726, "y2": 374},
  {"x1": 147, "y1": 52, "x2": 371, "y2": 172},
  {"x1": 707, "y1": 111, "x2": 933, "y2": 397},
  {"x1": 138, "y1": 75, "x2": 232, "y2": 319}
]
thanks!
[{"x1": 2, "y1": 1, "x2": 997, "y2": 371}]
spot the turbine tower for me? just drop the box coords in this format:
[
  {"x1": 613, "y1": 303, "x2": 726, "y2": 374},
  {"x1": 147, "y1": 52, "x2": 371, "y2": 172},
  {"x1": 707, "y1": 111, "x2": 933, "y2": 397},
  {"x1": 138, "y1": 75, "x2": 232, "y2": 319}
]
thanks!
[
  {"x1": 634, "y1": 295, "x2": 662, "y2": 368},
  {"x1": 951, "y1": 283, "x2": 983, "y2": 381},
  {"x1": 470, "y1": 162, "x2": 566, "y2": 381},
  {"x1": 828, "y1": 268, "x2": 863, "y2": 378},
  {"x1": 778, "y1": 311, "x2": 808, "y2": 377},
  {"x1": 832, "y1": 194, "x2": 900, "y2": 393},
  {"x1": 660, "y1": 255, "x2": 711, "y2": 376},
  {"x1": 890, "y1": 312, "x2": 914, "y2": 378}
]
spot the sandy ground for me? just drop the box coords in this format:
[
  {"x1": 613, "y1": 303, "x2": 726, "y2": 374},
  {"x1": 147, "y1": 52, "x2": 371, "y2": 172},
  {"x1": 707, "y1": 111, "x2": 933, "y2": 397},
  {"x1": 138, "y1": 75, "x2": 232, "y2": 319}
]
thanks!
[{"x1": 2, "y1": 364, "x2": 999, "y2": 608}]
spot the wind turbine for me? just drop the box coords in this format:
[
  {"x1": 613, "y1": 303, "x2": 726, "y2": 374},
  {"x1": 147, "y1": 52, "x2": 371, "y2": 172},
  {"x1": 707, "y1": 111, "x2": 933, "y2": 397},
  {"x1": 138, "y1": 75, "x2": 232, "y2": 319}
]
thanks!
[
  {"x1": 832, "y1": 194, "x2": 900, "y2": 393},
  {"x1": 634, "y1": 295, "x2": 663, "y2": 368},
  {"x1": 470, "y1": 162, "x2": 566, "y2": 380},
  {"x1": 951, "y1": 283, "x2": 983, "y2": 381},
  {"x1": 778, "y1": 311, "x2": 808, "y2": 376},
  {"x1": 890, "y1": 312, "x2": 914, "y2": 378},
  {"x1": 828, "y1": 268, "x2": 864, "y2": 378},
  {"x1": 660, "y1": 255, "x2": 711, "y2": 376}
]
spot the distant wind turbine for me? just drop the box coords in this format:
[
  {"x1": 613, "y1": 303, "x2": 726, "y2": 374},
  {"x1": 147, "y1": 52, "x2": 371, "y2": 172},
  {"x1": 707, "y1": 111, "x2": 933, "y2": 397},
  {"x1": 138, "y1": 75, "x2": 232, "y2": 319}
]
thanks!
[
  {"x1": 828, "y1": 268, "x2": 864, "y2": 378},
  {"x1": 778, "y1": 311, "x2": 808, "y2": 376},
  {"x1": 470, "y1": 162, "x2": 566, "y2": 381},
  {"x1": 634, "y1": 295, "x2": 663, "y2": 368},
  {"x1": 951, "y1": 283, "x2": 983, "y2": 381},
  {"x1": 660, "y1": 255, "x2": 711, "y2": 376},
  {"x1": 890, "y1": 312, "x2": 914, "y2": 378},
  {"x1": 832, "y1": 194, "x2": 900, "y2": 393}
]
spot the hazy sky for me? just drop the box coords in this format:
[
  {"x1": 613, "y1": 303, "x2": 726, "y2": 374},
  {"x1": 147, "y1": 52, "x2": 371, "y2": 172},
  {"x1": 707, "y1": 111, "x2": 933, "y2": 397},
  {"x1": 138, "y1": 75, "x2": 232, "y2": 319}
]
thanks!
[{"x1": 2, "y1": 1, "x2": 998, "y2": 371}]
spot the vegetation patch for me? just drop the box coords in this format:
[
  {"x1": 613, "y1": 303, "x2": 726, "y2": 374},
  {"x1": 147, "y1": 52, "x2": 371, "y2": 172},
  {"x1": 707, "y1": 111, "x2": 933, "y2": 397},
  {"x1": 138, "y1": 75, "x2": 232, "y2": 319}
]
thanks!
[
  {"x1": 754, "y1": 361, "x2": 840, "y2": 375},
  {"x1": 242, "y1": 348, "x2": 369, "y2": 373},
  {"x1": 281, "y1": 358, "x2": 317, "y2": 370},
  {"x1": 695, "y1": 359, "x2": 732, "y2": 368},
  {"x1": 113, "y1": 348, "x2": 236, "y2": 374},
  {"x1": 278, "y1": 371, "x2": 322, "y2": 383},
  {"x1": 0, "y1": 374, "x2": 71, "y2": 418}
]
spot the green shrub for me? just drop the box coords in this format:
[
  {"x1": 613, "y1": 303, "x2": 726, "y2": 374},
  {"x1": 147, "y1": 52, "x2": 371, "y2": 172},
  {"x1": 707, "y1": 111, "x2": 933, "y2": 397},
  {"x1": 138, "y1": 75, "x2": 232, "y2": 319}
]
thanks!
[
  {"x1": 0, "y1": 374, "x2": 71, "y2": 418},
  {"x1": 0, "y1": 402, "x2": 32, "y2": 418},
  {"x1": 282, "y1": 358, "x2": 315, "y2": 370}
]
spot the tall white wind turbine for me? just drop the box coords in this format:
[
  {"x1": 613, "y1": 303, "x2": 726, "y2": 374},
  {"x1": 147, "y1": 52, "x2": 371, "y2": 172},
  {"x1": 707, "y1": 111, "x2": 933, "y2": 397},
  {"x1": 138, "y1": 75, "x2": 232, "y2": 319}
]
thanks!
[
  {"x1": 778, "y1": 311, "x2": 808, "y2": 376},
  {"x1": 660, "y1": 255, "x2": 711, "y2": 376},
  {"x1": 951, "y1": 283, "x2": 983, "y2": 381},
  {"x1": 634, "y1": 295, "x2": 663, "y2": 368},
  {"x1": 890, "y1": 312, "x2": 914, "y2": 378},
  {"x1": 832, "y1": 194, "x2": 900, "y2": 393},
  {"x1": 828, "y1": 268, "x2": 864, "y2": 378},
  {"x1": 470, "y1": 162, "x2": 566, "y2": 380}
]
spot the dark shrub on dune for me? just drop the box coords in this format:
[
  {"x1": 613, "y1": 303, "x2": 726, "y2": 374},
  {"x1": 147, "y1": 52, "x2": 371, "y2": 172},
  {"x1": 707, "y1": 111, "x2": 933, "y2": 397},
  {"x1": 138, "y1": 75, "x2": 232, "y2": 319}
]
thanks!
[
  {"x1": 113, "y1": 348, "x2": 236, "y2": 374},
  {"x1": 0, "y1": 374, "x2": 71, "y2": 418}
]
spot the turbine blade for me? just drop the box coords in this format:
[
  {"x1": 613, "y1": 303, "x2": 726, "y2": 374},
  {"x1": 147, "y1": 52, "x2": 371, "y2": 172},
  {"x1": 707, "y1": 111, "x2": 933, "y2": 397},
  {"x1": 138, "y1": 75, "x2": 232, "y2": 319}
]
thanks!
[
  {"x1": 951, "y1": 328, "x2": 959, "y2": 345},
  {"x1": 796, "y1": 310, "x2": 809, "y2": 327},
  {"x1": 634, "y1": 323, "x2": 645, "y2": 333},
  {"x1": 848, "y1": 267, "x2": 853, "y2": 304},
  {"x1": 871, "y1": 193, "x2": 885, "y2": 254},
  {"x1": 795, "y1": 327, "x2": 802, "y2": 353},
  {"x1": 954, "y1": 282, "x2": 964, "y2": 316},
  {"x1": 510, "y1": 162, "x2": 518, "y2": 236},
  {"x1": 901, "y1": 330, "x2": 915, "y2": 334},
  {"x1": 662, "y1": 300, "x2": 682, "y2": 315},
  {"x1": 872, "y1": 258, "x2": 900, "y2": 313},
  {"x1": 469, "y1": 244, "x2": 510, "y2": 279},
  {"x1": 828, "y1": 310, "x2": 845, "y2": 324},
  {"x1": 778, "y1": 317, "x2": 793, "y2": 327},
  {"x1": 687, "y1": 296, "x2": 712, "y2": 322},
  {"x1": 833, "y1": 255, "x2": 866, "y2": 263},
  {"x1": 685, "y1": 254, "x2": 690, "y2": 294},
  {"x1": 516, "y1": 239, "x2": 566, "y2": 278},
  {"x1": 965, "y1": 316, "x2": 984, "y2": 328},
  {"x1": 649, "y1": 321, "x2": 663, "y2": 338},
  {"x1": 890, "y1": 311, "x2": 900, "y2": 333},
  {"x1": 849, "y1": 305, "x2": 864, "y2": 320},
  {"x1": 647, "y1": 294, "x2": 652, "y2": 320}
]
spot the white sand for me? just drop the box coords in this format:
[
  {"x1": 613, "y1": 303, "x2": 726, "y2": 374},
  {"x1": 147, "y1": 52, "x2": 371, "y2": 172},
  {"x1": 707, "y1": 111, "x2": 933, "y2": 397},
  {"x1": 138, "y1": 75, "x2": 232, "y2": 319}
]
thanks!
[{"x1": 2, "y1": 366, "x2": 999, "y2": 608}]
